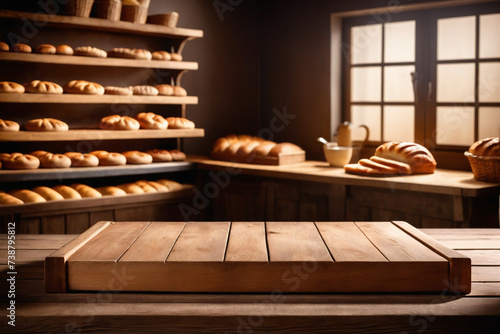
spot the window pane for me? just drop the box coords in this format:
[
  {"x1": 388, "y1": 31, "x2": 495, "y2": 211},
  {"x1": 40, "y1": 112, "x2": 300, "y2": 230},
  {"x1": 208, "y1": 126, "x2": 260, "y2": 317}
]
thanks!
[
  {"x1": 351, "y1": 24, "x2": 382, "y2": 64},
  {"x1": 437, "y1": 16, "x2": 476, "y2": 60},
  {"x1": 383, "y1": 106, "x2": 415, "y2": 142},
  {"x1": 384, "y1": 21, "x2": 415, "y2": 63},
  {"x1": 479, "y1": 107, "x2": 500, "y2": 139},
  {"x1": 436, "y1": 106, "x2": 475, "y2": 146},
  {"x1": 479, "y1": 62, "x2": 500, "y2": 103},
  {"x1": 480, "y1": 13, "x2": 500, "y2": 59},
  {"x1": 351, "y1": 105, "x2": 381, "y2": 141},
  {"x1": 437, "y1": 63, "x2": 475, "y2": 103},
  {"x1": 384, "y1": 65, "x2": 415, "y2": 102},
  {"x1": 351, "y1": 66, "x2": 381, "y2": 102}
]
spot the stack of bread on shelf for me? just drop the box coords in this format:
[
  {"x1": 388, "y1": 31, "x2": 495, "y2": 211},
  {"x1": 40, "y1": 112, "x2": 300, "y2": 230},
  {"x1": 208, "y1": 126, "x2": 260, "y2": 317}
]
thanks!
[
  {"x1": 0, "y1": 178, "x2": 184, "y2": 206},
  {"x1": 344, "y1": 142, "x2": 437, "y2": 176},
  {"x1": 211, "y1": 134, "x2": 305, "y2": 165}
]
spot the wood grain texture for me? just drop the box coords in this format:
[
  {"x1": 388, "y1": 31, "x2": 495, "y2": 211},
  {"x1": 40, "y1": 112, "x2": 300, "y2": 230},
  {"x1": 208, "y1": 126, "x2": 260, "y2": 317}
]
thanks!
[
  {"x1": 225, "y1": 222, "x2": 268, "y2": 262},
  {"x1": 266, "y1": 221, "x2": 332, "y2": 262},
  {"x1": 315, "y1": 221, "x2": 388, "y2": 262}
]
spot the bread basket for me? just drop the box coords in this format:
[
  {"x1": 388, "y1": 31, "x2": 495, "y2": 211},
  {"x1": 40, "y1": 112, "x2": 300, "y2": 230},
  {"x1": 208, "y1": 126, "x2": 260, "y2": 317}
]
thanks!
[
  {"x1": 464, "y1": 151, "x2": 500, "y2": 182},
  {"x1": 93, "y1": 0, "x2": 122, "y2": 21},
  {"x1": 65, "y1": 0, "x2": 95, "y2": 17},
  {"x1": 121, "y1": 0, "x2": 149, "y2": 23}
]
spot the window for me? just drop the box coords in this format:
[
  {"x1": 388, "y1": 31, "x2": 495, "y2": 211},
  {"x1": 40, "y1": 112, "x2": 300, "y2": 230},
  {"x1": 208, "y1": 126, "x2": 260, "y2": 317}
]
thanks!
[{"x1": 341, "y1": 3, "x2": 500, "y2": 156}]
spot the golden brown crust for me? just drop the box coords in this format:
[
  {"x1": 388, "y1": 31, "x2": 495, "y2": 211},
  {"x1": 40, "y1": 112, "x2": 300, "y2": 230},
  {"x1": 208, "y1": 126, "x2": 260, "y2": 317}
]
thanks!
[
  {"x1": 70, "y1": 184, "x2": 102, "y2": 198},
  {"x1": 0, "y1": 119, "x2": 20, "y2": 131},
  {"x1": 64, "y1": 152, "x2": 99, "y2": 167},
  {"x1": 107, "y1": 48, "x2": 152, "y2": 60},
  {"x1": 0, "y1": 42, "x2": 9, "y2": 52},
  {"x1": 374, "y1": 142, "x2": 437, "y2": 174},
  {"x1": 64, "y1": 80, "x2": 104, "y2": 95},
  {"x1": 253, "y1": 141, "x2": 276, "y2": 156},
  {"x1": 99, "y1": 115, "x2": 140, "y2": 130},
  {"x1": 74, "y1": 46, "x2": 107, "y2": 57},
  {"x1": 24, "y1": 80, "x2": 63, "y2": 94},
  {"x1": 32, "y1": 186, "x2": 65, "y2": 201},
  {"x1": 25, "y1": 118, "x2": 68, "y2": 131},
  {"x1": 135, "y1": 112, "x2": 168, "y2": 129},
  {"x1": 9, "y1": 189, "x2": 45, "y2": 203},
  {"x1": 134, "y1": 180, "x2": 158, "y2": 193},
  {"x1": 116, "y1": 183, "x2": 145, "y2": 194},
  {"x1": 12, "y1": 43, "x2": 31, "y2": 53},
  {"x1": 169, "y1": 149, "x2": 186, "y2": 161},
  {"x1": 3, "y1": 153, "x2": 40, "y2": 170},
  {"x1": 0, "y1": 192, "x2": 24, "y2": 205},
  {"x1": 170, "y1": 53, "x2": 182, "y2": 61},
  {"x1": 30, "y1": 150, "x2": 50, "y2": 158},
  {"x1": 0, "y1": 81, "x2": 25, "y2": 94},
  {"x1": 146, "y1": 181, "x2": 169, "y2": 192},
  {"x1": 35, "y1": 44, "x2": 56, "y2": 54},
  {"x1": 152, "y1": 51, "x2": 171, "y2": 60},
  {"x1": 173, "y1": 86, "x2": 187, "y2": 97},
  {"x1": 358, "y1": 158, "x2": 399, "y2": 175},
  {"x1": 268, "y1": 143, "x2": 303, "y2": 157},
  {"x1": 122, "y1": 150, "x2": 153, "y2": 164},
  {"x1": 468, "y1": 137, "x2": 500, "y2": 157},
  {"x1": 104, "y1": 86, "x2": 132, "y2": 96},
  {"x1": 166, "y1": 117, "x2": 195, "y2": 129},
  {"x1": 96, "y1": 186, "x2": 127, "y2": 196},
  {"x1": 145, "y1": 149, "x2": 172, "y2": 162},
  {"x1": 369, "y1": 156, "x2": 413, "y2": 175},
  {"x1": 156, "y1": 84, "x2": 174, "y2": 96},
  {"x1": 128, "y1": 85, "x2": 159, "y2": 96},
  {"x1": 56, "y1": 44, "x2": 74, "y2": 55},
  {"x1": 95, "y1": 152, "x2": 127, "y2": 166},
  {"x1": 39, "y1": 153, "x2": 72, "y2": 168},
  {"x1": 156, "y1": 179, "x2": 182, "y2": 191},
  {"x1": 52, "y1": 185, "x2": 82, "y2": 199}
]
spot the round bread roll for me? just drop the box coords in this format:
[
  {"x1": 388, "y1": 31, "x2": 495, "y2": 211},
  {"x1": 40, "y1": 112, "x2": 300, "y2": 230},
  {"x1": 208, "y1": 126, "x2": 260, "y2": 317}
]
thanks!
[
  {"x1": 152, "y1": 51, "x2": 171, "y2": 60},
  {"x1": 10, "y1": 189, "x2": 46, "y2": 203},
  {"x1": 12, "y1": 43, "x2": 31, "y2": 53},
  {"x1": 52, "y1": 185, "x2": 82, "y2": 199},
  {"x1": 99, "y1": 115, "x2": 140, "y2": 130},
  {"x1": 107, "y1": 48, "x2": 152, "y2": 60},
  {"x1": 122, "y1": 151, "x2": 153, "y2": 164},
  {"x1": 145, "y1": 149, "x2": 172, "y2": 162},
  {"x1": 64, "y1": 80, "x2": 105, "y2": 95},
  {"x1": 0, "y1": 153, "x2": 11, "y2": 162},
  {"x1": 65, "y1": 152, "x2": 99, "y2": 167},
  {"x1": 32, "y1": 186, "x2": 65, "y2": 201},
  {"x1": 0, "y1": 81, "x2": 25, "y2": 94},
  {"x1": 169, "y1": 149, "x2": 186, "y2": 161},
  {"x1": 173, "y1": 86, "x2": 187, "y2": 97},
  {"x1": 135, "y1": 112, "x2": 168, "y2": 129},
  {"x1": 24, "y1": 80, "x2": 63, "y2": 94},
  {"x1": 156, "y1": 179, "x2": 182, "y2": 191},
  {"x1": 74, "y1": 46, "x2": 107, "y2": 57},
  {"x1": 156, "y1": 84, "x2": 174, "y2": 96},
  {"x1": 96, "y1": 152, "x2": 127, "y2": 166},
  {"x1": 3, "y1": 153, "x2": 40, "y2": 170},
  {"x1": 0, "y1": 42, "x2": 9, "y2": 52},
  {"x1": 166, "y1": 117, "x2": 195, "y2": 129},
  {"x1": 104, "y1": 86, "x2": 132, "y2": 96},
  {"x1": 56, "y1": 44, "x2": 74, "y2": 55},
  {"x1": 88, "y1": 150, "x2": 108, "y2": 158},
  {"x1": 35, "y1": 44, "x2": 56, "y2": 54},
  {"x1": 374, "y1": 142, "x2": 437, "y2": 174},
  {"x1": 468, "y1": 137, "x2": 500, "y2": 157},
  {"x1": 128, "y1": 85, "x2": 159, "y2": 96},
  {"x1": 71, "y1": 184, "x2": 102, "y2": 198},
  {"x1": 39, "y1": 153, "x2": 72, "y2": 168},
  {"x1": 116, "y1": 183, "x2": 145, "y2": 194},
  {"x1": 170, "y1": 53, "x2": 182, "y2": 61},
  {"x1": 0, "y1": 192, "x2": 24, "y2": 205},
  {"x1": 96, "y1": 186, "x2": 127, "y2": 197},
  {"x1": 134, "y1": 180, "x2": 157, "y2": 193},
  {"x1": 0, "y1": 119, "x2": 20, "y2": 131},
  {"x1": 30, "y1": 150, "x2": 50, "y2": 158},
  {"x1": 25, "y1": 118, "x2": 68, "y2": 131}
]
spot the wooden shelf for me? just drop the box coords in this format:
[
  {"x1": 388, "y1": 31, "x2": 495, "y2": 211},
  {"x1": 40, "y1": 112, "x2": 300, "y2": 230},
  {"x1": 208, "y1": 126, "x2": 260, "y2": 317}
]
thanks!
[
  {"x1": 0, "y1": 161, "x2": 197, "y2": 182},
  {"x1": 0, "y1": 52, "x2": 198, "y2": 70},
  {"x1": 0, "y1": 128, "x2": 204, "y2": 141},
  {"x1": 0, "y1": 93, "x2": 198, "y2": 104},
  {"x1": 0, "y1": 184, "x2": 194, "y2": 215},
  {"x1": 0, "y1": 10, "x2": 203, "y2": 39}
]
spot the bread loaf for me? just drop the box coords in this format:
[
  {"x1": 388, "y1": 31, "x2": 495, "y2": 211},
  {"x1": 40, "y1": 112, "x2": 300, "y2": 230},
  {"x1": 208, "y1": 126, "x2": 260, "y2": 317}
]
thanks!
[
  {"x1": 116, "y1": 183, "x2": 144, "y2": 194},
  {"x1": 166, "y1": 117, "x2": 195, "y2": 129},
  {"x1": 25, "y1": 118, "x2": 69, "y2": 131},
  {"x1": 0, "y1": 192, "x2": 24, "y2": 205},
  {"x1": 96, "y1": 186, "x2": 127, "y2": 196},
  {"x1": 32, "y1": 186, "x2": 65, "y2": 201},
  {"x1": 108, "y1": 48, "x2": 152, "y2": 60},
  {"x1": 135, "y1": 112, "x2": 168, "y2": 129},
  {"x1": 156, "y1": 179, "x2": 182, "y2": 191},
  {"x1": 0, "y1": 81, "x2": 25, "y2": 94},
  {"x1": 468, "y1": 137, "x2": 500, "y2": 157},
  {"x1": 10, "y1": 189, "x2": 46, "y2": 203},
  {"x1": 0, "y1": 119, "x2": 20, "y2": 131},
  {"x1": 71, "y1": 184, "x2": 102, "y2": 198},
  {"x1": 99, "y1": 115, "x2": 140, "y2": 130},
  {"x1": 35, "y1": 44, "x2": 56, "y2": 54},
  {"x1": 52, "y1": 185, "x2": 82, "y2": 199},
  {"x1": 268, "y1": 143, "x2": 303, "y2": 157},
  {"x1": 170, "y1": 53, "x2": 182, "y2": 61},
  {"x1": 12, "y1": 43, "x2": 31, "y2": 53},
  {"x1": 64, "y1": 80, "x2": 104, "y2": 95},
  {"x1": 173, "y1": 86, "x2": 187, "y2": 97},
  {"x1": 156, "y1": 84, "x2": 174, "y2": 96},
  {"x1": 0, "y1": 42, "x2": 9, "y2": 52},
  {"x1": 152, "y1": 51, "x2": 171, "y2": 60},
  {"x1": 104, "y1": 86, "x2": 132, "y2": 96},
  {"x1": 56, "y1": 44, "x2": 74, "y2": 55},
  {"x1": 24, "y1": 80, "x2": 63, "y2": 94},
  {"x1": 129, "y1": 85, "x2": 159, "y2": 96},
  {"x1": 74, "y1": 46, "x2": 107, "y2": 57},
  {"x1": 134, "y1": 180, "x2": 158, "y2": 193},
  {"x1": 374, "y1": 142, "x2": 437, "y2": 174}
]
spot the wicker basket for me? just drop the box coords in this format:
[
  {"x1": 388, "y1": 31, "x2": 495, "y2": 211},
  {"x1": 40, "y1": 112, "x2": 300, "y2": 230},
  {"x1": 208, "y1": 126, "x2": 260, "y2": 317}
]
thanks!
[
  {"x1": 465, "y1": 151, "x2": 500, "y2": 182},
  {"x1": 93, "y1": 0, "x2": 122, "y2": 21},
  {"x1": 121, "y1": 4, "x2": 147, "y2": 23},
  {"x1": 65, "y1": 0, "x2": 95, "y2": 17}
]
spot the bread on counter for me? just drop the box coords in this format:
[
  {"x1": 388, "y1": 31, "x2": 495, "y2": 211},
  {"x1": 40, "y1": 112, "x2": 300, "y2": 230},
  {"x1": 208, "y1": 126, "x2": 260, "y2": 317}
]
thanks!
[{"x1": 468, "y1": 137, "x2": 500, "y2": 157}]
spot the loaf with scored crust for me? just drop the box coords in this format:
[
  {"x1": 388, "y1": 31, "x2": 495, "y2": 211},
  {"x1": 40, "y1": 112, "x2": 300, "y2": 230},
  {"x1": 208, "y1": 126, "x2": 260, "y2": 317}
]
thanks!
[{"x1": 374, "y1": 142, "x2": 436, "y2": 174}]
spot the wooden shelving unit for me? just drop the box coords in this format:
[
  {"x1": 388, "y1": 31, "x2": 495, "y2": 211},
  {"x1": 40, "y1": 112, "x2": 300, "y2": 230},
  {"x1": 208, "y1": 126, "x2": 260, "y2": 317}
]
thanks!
[{"x1": 0, "y1": 93, "x2": 198, "y2": 104}]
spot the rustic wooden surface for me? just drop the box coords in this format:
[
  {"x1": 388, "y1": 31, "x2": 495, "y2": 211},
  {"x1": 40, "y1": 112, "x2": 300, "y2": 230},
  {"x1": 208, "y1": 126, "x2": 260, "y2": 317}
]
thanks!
[
  {"x1": 0, "y1": 227, "x2": 499, "y2": 333},
  {"x1": 45, "y1": 221, "x2": 468, "y2": 294}
]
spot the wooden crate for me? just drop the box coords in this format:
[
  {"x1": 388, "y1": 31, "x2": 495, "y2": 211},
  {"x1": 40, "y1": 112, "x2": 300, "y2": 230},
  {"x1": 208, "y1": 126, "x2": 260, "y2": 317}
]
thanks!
[{"x1": 45, "y1": 221, "x2": 471, "y2": 294}]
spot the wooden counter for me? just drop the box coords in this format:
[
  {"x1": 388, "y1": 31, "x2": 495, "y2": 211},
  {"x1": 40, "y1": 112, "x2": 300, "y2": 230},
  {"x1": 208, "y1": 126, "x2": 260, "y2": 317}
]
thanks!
[
  {"x1": 1, "y1": 229, "x2": 499, "y2": 333},
  {"x1": 191, "y1": 158, "x2": 500, "y2": 228}
]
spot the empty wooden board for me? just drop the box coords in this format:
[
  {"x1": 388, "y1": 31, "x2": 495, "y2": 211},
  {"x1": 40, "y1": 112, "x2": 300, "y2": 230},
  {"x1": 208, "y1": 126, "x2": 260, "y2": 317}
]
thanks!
[{"x1": 45, "y1": 221, "x2": 471, "y2": 294}]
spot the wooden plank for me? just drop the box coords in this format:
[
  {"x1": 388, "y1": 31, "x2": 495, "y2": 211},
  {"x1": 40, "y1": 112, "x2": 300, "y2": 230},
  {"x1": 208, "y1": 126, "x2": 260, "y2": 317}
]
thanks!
[
  {"x1": 356, "y1": 222, "x2": 447, "y2": 262},
  {"x1": 120, "y1": 222, "x2": 186, "y2": 262},
  {"x1": 393, "y1": 221, "x2": 471, "y2": 294},
  {"x1": 266, "y1": 222, "x2": 332, "y2": 262},
  {"x1": 429, "y1": 238, "x2": 500, "y2": 249},
  {"x1": 0, "y1": 235, "x2": 75, "y2": 250},
  {"x1": 225, "y1": 222, "x2": 268, "y2": 262},
  {"x1": 0, "y1": 128, "x2": 204, "y2": 142},
  {"x1": 459, "y1": 250, "x2": 500, "y2": 266},
  {"x1": 41, "y1": 215, "x2": 66, "y2": 234},
  {"x1": 0, "y1": 52, "x2": 198, "y2": 70},
  {"x1": 0, "y1": 93, "x2": 198, "y2": 105},
  {"x1": 315, "y1": 222, "x2": 388, "y2": 262},
  {"x1": 69, "y1": 221, "x2": 149, "y2": 262},
  {"x1": 472, "y1": 266, "x2": 500, "y2": 282},
  {"x1": 166, "y1": 222, "x2": 230, "y2": 262},
  {"x1": 44, "y1": 221, "x2": 111, "y2": 292}
]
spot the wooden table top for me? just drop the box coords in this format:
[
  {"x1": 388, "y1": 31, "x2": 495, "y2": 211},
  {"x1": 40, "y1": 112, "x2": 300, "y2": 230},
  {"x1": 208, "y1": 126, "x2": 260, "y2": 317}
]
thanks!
[
  {"x1": 191, "y1": 157, "x2": 500, "y2": 197},
  {"x1": 1, "y1": 227, "x2": 500, "y2": 333}
]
